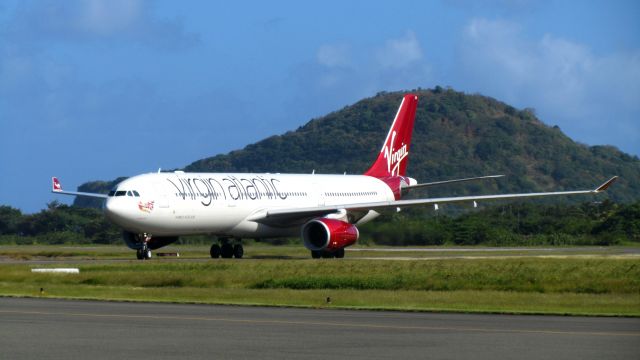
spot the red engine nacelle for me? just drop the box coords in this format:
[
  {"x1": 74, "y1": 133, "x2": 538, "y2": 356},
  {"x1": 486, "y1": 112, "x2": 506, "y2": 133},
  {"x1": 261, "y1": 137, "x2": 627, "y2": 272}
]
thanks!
[{"x1": 301, "y1": 218, "x2": 359, "y2": 252}]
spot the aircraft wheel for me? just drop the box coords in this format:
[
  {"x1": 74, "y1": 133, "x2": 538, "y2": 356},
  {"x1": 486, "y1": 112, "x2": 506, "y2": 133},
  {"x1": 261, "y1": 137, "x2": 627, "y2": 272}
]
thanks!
[
  {"x1": 335, "y1": 248, "x2": 345, "y2": 258},
  {"x1": 311, "y1": 250, "x2": 322, "y2": 259},
  {"x1": 221, "y1": 243, "x2": 234, "y2": 258},
  {"x1": 321, "y1": 251, "x2": 335, "y2": 259},
  {"x1": 233, "y1": 244, "x2": 244, "y2": 259},
  {"x1": 136, "y1": 249, "x2": 144, "y2": 260},
  {"x1": 143, "y1": 249, "x2": 152, "y2": 260},
  {"x1": 210, "y1": 244, "x2": 221, "y2": 258}
]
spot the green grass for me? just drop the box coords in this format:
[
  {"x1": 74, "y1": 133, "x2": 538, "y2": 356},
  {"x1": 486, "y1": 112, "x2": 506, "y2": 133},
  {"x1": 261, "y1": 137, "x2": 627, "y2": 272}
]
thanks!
[
  {"x1": 0, "y1": 251, "x2": 638, "y2": 316},
  {"x1": 1, "y1": 285, "x2": 636, "y2": 316}
]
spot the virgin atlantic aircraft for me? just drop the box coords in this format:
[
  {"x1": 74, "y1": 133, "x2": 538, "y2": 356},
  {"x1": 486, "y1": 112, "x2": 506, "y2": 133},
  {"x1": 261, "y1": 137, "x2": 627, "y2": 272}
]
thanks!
[{"x1": 52, "y1": 94, "x2": 617, "y2": 259}]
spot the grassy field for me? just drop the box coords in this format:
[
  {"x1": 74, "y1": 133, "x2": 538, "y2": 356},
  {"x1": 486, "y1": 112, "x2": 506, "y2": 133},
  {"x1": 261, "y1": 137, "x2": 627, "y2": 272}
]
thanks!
[{"x1": 0, "y1": 245, "x2": 639, "y2": 316}]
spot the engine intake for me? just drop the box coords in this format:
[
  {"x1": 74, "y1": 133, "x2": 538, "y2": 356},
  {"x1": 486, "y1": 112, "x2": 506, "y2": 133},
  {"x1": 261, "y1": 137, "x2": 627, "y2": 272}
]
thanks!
[{"x1": 302, "y1": 218, "x2": 359, "y2": 252}]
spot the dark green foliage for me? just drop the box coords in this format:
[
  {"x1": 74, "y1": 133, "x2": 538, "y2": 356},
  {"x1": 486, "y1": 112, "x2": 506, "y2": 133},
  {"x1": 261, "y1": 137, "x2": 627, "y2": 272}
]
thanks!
[
  {"x1": 0, "y1": 202, "x2": 120, "y2": 245},
  {"x1": 74, "y1": 177, "x2": 128, "y2": 208},
  {"x1": 593, "y1": 202, "x2": 640, "y2": 242},
  {"x1": 359, "y1": 200, "x2": 639, "y2": 246},
  {"x1": 0, "y1": 206, "x2": 22, "y2": 235}
]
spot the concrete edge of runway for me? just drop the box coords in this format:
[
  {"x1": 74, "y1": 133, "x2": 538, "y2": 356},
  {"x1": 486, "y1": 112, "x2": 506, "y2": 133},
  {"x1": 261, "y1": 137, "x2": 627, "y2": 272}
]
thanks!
[{"x1": 1, "y1": 294, "x2": 638, "y2": 319}]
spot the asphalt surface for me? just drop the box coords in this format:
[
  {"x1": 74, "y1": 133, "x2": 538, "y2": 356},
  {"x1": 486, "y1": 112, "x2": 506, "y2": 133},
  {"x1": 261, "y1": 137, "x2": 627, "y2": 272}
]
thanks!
[{"x1": 1, "y1": 297, "x2": 638, "y2": 359}]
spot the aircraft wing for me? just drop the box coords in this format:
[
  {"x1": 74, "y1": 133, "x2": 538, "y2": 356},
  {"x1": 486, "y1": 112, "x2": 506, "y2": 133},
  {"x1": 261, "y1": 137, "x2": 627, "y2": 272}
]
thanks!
[
  {"x1": 51, "y1": 177, "x2": 108, "y2": 199},
  {"x1": 248, "y1": 176, "x2": 618, "y2": 227},
  {"x1": 404, "y1": 174, "x2": 504, "y2": 190}
]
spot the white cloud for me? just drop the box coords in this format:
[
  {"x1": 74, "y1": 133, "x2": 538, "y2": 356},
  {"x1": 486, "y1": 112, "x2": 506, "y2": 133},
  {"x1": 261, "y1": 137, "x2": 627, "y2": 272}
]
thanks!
[
  {"x1": 286, "y1": 31, "x2": 432, "y2": 122},
  {"x1": 317, "y1": 44, "x2": 350, "y2": 68},
  {"x1": 456, "y1": 18, "x2": 640, "y2": 153},
  {"x1": 78, "y1": 0, "x2": 143, "y2": 35},
  {"x1": 2, "y1": 0, "x2": 199, "y2": 50},
  {"x1": 376, "y1": 31, "x2": 423, "y2": 69}
]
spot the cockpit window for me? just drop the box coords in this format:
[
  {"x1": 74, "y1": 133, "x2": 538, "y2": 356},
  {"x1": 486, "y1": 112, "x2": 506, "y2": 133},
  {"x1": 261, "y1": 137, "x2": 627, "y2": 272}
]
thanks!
[{"x1": 109, "y1": 189, "x2": 140, "y2": 197}]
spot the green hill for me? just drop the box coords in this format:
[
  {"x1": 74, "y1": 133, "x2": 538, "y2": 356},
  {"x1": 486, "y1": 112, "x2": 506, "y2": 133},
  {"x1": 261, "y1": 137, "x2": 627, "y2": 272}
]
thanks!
[{"x1": 74, "y1": 87, "x2": 640, "y2": 208}]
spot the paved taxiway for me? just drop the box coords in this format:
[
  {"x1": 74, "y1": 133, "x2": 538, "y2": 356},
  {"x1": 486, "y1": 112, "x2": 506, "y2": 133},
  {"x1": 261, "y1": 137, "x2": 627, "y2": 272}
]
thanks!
[
  {"x1": 2, "y1": 246, "x2": 639, "y2": 264},
  {"x1": 1, "y1": 297, "x2": 638, "y2": 359}
]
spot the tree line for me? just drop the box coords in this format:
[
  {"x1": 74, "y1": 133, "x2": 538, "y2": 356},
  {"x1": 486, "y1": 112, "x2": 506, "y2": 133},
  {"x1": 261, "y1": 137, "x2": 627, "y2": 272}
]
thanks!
[
  {"x1": 359, "y1": 200, "x2": 639, "y2": 246},
  {"x1": 0, "y1": 200, "x2": 637, "y2": 246}
]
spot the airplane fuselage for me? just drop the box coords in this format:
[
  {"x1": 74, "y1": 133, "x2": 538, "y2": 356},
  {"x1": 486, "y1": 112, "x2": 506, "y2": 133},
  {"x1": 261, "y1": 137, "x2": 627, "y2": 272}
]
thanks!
[{"x1": 105, "y1": 172, "x2": 395, "y2": 238}]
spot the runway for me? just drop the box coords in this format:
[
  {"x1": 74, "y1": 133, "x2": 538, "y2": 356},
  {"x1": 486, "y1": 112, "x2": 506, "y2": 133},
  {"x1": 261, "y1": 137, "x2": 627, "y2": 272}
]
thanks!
[
  {"x1": 2, "y1": 246, "x2": 638, "y2": 264},
  {"x1": 1, "y1": 297, "x2": 638, "y2": 359}
]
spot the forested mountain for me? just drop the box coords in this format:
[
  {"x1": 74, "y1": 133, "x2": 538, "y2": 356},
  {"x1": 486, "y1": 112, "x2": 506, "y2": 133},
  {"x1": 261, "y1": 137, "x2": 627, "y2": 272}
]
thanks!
[{"x1": 75, "y1": 87, "x2": 640, "y2": 207}]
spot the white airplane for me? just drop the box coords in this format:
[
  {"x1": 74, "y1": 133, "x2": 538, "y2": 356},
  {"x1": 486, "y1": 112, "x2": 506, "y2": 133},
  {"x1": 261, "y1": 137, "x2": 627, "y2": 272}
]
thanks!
[{"x1": 52, "y1": 94, "x2": 618, "y2": 260}]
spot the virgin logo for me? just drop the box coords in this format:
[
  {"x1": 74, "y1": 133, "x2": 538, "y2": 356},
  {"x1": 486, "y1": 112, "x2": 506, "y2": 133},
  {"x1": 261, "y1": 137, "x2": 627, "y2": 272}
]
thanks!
[
  {"x1": 138, "y1": 201, "x2": 155, "y2": 213},
  {"x1": 383, "y1": 131, "x2": 408, "y2": 176}
]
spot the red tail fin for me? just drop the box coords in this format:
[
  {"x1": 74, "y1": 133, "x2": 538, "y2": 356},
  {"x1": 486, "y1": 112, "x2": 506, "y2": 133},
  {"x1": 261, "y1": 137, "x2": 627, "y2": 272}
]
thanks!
[
  {"x1": 364, "y1": 94, "x2": 418, "y2": 178},
  {"x1": 52, "y1": 177, "x2": 62, "y2": 192}
]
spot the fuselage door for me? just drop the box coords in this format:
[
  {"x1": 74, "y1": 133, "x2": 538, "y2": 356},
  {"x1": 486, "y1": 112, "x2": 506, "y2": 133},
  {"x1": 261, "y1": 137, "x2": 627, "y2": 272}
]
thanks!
[
  {"x1": 154, "y1": 183, "x2": 170, "y2": 208},
  {"x1": 314, "y1": 181, "x2": 325, "y2": 207}
]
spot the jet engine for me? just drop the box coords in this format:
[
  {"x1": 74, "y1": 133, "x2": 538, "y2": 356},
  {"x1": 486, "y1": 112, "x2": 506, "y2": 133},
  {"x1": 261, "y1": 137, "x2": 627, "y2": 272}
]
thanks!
[{"x1": 301, "y1": 218, "x2": 359, "y2": 252}]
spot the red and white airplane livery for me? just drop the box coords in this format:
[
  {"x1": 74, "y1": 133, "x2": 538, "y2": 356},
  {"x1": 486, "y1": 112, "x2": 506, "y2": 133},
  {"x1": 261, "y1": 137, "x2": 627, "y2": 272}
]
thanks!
[{"x1": 52, "y1": 94, "x2": 617, "y2": 260}]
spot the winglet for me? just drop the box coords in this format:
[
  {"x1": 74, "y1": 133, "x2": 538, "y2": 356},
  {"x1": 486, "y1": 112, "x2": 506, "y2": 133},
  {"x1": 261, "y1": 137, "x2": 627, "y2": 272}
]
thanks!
[
  {"x1": 52, "y1": 177, "x2": 62, "y2": 192},
  {"x1": 594, "y1": 176, "x2": 618, "y2": 193}
]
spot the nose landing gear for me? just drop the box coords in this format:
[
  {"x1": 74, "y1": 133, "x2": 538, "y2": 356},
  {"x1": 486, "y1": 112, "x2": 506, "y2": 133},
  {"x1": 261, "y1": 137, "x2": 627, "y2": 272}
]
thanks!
[
  {"x1": 136, "y1": 246, "x2": 152, "y2": 260},
  {"x1": 135, "y1": 233, "x2": 152, "y2": 260}
]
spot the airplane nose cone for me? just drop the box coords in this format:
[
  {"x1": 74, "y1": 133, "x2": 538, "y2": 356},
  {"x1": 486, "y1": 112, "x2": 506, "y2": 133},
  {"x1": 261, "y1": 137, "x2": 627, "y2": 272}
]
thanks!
[{"x1": 104, "y1": 198, "x2": 128, "y2": 223}]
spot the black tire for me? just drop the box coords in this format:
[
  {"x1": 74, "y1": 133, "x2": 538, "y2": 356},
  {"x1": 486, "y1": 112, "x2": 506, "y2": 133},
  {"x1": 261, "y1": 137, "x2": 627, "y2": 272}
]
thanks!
[
  {"x1": 335, "y1": 248, "x2": 345, "y2": 258},
  {"x1": 136, "y1": 249, "x2": 144, "y2": 260},
  {"x1": 311, "y1": 250, "x2": 322, "y2": 259},
  {"x1": 233, "y1": 244, "x2": 244, "y2": 259},
  {"x1": 321, "y1": 251, "x2": 335, "y2": 259},
  {"x1": 210, "y1": 244, "x2": 221, "y2": 258},
  {"x1": 144, "y1": 249, "x2": 152, "y2": 260},
  {"x1": 221, "y1": 243, "x2": 234, "y2": 258}
]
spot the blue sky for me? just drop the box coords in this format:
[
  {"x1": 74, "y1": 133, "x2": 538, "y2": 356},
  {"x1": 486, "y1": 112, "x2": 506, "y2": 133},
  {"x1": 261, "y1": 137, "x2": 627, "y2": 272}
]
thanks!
[{"x1": 1, "y1": 0, "x2": 638, "y2": 213}]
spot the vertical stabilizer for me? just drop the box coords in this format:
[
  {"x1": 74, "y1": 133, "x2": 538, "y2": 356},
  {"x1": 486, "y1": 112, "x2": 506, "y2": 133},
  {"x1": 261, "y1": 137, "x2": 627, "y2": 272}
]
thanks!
[{"x1": 364, "y1": 94, "x2": 418, "y2": 178}]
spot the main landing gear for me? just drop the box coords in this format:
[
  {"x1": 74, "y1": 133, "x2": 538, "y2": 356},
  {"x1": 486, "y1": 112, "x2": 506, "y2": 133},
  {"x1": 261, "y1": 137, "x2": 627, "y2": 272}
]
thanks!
[
  {"x1": 311, "y1": 248, "x2": 345, "y2": 259},
  {"x1": 210, "y1": 238, "x2": 243, "y2": 259}
]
